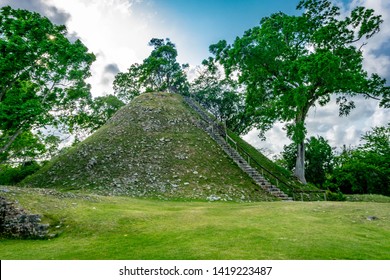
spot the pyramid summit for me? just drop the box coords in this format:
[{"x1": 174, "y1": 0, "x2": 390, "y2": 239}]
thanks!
[{"x1": 22, "y1": 92, "x2": 274, "y2": 201}]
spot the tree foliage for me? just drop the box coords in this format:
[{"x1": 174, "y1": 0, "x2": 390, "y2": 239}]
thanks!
[
  {"x1": 0, "y1": 6, "x2": 95, "y2": 162},
  {"x1": 113, "y1": 38, "x2": 189, "y2": 103},
  {"x1": 88, "y1": 95, "x2": 125, "y2": 131},
  {"x1": 280, "y1": 125, "x2": 389, "y2": 196},
  {"x1": 0, "y1": 161, "x2": 41, "y2": 185},
  {"x1": 210, "y1": 0, "x2": 389, "y2": 183},
  {"x1": 53, "y1": 94, "x2": 125, "y2": 145},
  {"x1": 190, "y1": 58, "x2": 250, "y2": 134},
  {"x1": 361, "y1": 125, "x2": 390, "y2": 156},
  {"x1": 113, "y1": 64, "x2": 142, "y2": 104},
  {"x1": 327, "y1": 124, "x2": 390, "y2": 196},
  {"x1": 281, "y1": 136, "x2": 334, "y2": 187}
]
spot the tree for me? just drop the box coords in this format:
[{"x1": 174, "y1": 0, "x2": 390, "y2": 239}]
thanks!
[
  {"x1": 57, "y1": 94, "x2": 125, "y2": 145},
  {"x1": 327, "y1": 124, "x2": 389, "y2": 195},
  {"x1": 0, "y1": 160, "x2": 41, "y2": 185},
  {"x1": 210, "y1": 0, "x2": 390, "y2": 183},
  {"x1": 142, "y1": 38, "x2": 189, "y2": 93},
  {"x1": 113, "y1": 64, "x2": 142, "y2": 103},
  {"x1": 281, "y1": 136, "x2": 334, "y2": 187},
  {"x1": 305, "y1": 136, "x2": 334, "y2": 186},
  {"x1": 190, "y1": 58, "x2": 250, "y2": 134},
  {"x1": 0, "y1": 131, "x2": 46, "y2": 164},
  {"x1": 113, "y1": 38, "x2": 189, "y2": 103},
  {"x1": 0, "y1": 6, "x2": 95, "y2": 162},
  {"x1": 88, "y1": 95, "x2": 125, "y2": 131},
  {"x1": 361, "y1": 124, "x2": 390, "y2": 156}
]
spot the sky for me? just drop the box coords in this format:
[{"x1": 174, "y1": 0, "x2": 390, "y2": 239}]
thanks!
[{"x1": 1, "y1": 0, "x2": 390, "y2": 157}]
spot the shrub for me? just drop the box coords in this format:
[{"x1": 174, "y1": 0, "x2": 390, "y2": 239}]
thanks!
[
  {"x1": 0, "y1": 161, "x2": 41, "y2": 185},
  {"x1": 325, "y1": 190, "x2": 346, "y2": 201},
  {"x1": 326, "y1": 152, "x2": 389, "y2": 196}
]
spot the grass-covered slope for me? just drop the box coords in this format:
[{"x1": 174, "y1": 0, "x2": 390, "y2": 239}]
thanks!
[
  {"x1": 22, "y1": 92, "x2": 274, "y2": 201},
  {"x1": 1, "y1": 186, "x2": 389, "y2": 260}
]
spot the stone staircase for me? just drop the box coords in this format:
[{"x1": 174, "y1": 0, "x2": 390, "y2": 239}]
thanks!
[{"x1": 184, "y1": 96, "x2": 293, "y2": 201}]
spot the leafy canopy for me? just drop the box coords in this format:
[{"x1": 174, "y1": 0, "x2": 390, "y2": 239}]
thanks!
[
  {"x1": 113, "y1": 38, "x2": 189, "y2": 103},
  {"x1": 61, "y1": 94, "x2": 126, "y2": 144},
  {"x1": 0, "y1": 6, "x2": 95, "y2": 162},
  {"x1": 327, "y1": 124, "x2": 390, "y2": 196},
  {"x1": 190, "y1": 58, "x2": 250, "y2": 134}
]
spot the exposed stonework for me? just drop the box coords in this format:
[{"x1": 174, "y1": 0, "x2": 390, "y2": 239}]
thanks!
[{"x1": 0, "y1": 196, "x2": 49, "y2": 239}]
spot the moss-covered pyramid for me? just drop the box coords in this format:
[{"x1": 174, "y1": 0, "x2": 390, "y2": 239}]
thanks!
[{"x1": 23, "y1": 92, "x2": 274, "y2": 201}]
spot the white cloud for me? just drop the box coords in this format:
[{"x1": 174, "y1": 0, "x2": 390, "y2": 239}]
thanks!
[
  {"x1": 46, "y1": 0, "x2": 166, "y2": 96},
  {"x1": 1, "y1": 0, "x2": 71, "y2": 25},
  {"x1": 349, "y1": 0, "x2": 390, "y2": 78},
  {"x1": 243, "y1": 123, "x2": 291, "y2": 158}
]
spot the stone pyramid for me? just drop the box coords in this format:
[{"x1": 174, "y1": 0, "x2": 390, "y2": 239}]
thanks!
[{"x1": 22, "y1": 92, "x2": 273, "y2": 201}]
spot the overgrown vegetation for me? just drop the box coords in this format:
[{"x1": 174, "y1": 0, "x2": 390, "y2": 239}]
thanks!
[
  {"x1": 0, "y1": 161, "x2": 41, "y2": 185},
  {"x1": 278, "y1": 124, "x2": 390, "y2": 196}
]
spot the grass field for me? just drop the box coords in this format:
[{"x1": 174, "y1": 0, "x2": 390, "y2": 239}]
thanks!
[{"x1": 1, "y1": 186, "x2": 389, "y2": 260}]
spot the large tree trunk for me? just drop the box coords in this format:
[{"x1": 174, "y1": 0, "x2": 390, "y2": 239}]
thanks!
[
  {"x1": 294, "y1": 140, "x2": 307, "y2": 184},
  {"x1": 293, "y1": 102, "x2": 312, "y2": 184}
]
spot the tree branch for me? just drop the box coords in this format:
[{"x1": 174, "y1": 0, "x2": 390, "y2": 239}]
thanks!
[
  {"x1": 0, "y1": 128, "x2": 24, "y2": 155},
  {"x1": 361, "y1": 92, "x2": 380, "y2": 100}
]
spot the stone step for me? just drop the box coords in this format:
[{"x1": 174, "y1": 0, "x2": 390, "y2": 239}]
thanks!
[
  {"x1": 257, "y1": 180, "x2": 271, "y2": 185},
  {"x1": 265, "y1": 187, "x2": 280, "y2": 191},
  {"x1": 253, "y1": 179, "x2": 269, "y2": 184},
  {"x1": 231, "y1": 155, "x2": 242, "y2": 158},
  {"x1": 258, "y1": 184, "x2": 273, "y2": 189},
  {"x1": 243, "y1": 167, "x2": 255, "y2": 171},
  {"x1": 247, "y1": 172, "x2": 266, "y2": 177},
  {"x1": 270, "y1": 191, "x2": 285, "y2": 196}
]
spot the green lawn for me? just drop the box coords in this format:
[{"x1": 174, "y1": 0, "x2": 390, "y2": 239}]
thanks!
[{"x1": 1, "y1": 187, "x2": 389, "y2": 260}]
